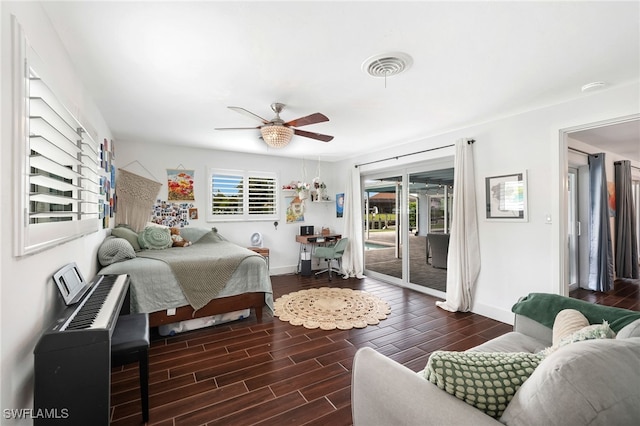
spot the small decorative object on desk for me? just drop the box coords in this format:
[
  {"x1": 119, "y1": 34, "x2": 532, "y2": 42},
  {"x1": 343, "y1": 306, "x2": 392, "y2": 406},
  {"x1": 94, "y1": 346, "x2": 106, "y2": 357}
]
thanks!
[{"x1": 322, "y1": 227, "x2": 330, "y2": 236}]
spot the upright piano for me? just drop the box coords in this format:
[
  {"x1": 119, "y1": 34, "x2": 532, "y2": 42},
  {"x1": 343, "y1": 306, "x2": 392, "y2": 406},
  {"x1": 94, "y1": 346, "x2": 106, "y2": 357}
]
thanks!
[{"x1": 34, "y1": 265, "x2": 130, "y2": 426}]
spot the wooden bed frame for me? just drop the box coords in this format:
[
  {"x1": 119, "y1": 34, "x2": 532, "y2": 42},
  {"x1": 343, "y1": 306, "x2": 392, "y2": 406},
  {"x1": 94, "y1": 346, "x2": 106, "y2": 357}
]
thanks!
[{"x1": 147, "y1": 292, "x2": 266, "y2": 328}]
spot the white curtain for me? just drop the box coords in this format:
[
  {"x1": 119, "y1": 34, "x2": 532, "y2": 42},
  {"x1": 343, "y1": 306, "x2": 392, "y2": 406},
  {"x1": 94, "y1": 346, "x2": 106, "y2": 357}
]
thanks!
[
  {"x1": 341, "y1": 166, "x2": 365, "y2": 278},
  {"x1": 436, "y1": 139, "x2": 480, "y2": 312}
]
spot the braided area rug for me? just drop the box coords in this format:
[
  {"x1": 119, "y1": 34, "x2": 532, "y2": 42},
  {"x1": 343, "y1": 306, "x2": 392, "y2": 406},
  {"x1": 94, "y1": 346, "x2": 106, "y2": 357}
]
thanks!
[{"x1": 273, "y1": 287, "x2": 391, "y2": 330}]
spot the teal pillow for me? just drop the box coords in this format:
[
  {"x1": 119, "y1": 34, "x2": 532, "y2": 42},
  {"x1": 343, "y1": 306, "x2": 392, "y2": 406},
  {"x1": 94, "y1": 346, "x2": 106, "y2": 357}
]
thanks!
[
  {"x1": 137, "y1": 226, "x2": 172, "y2": 250},
  {"x1": 424, "y1": 351, "x2": 544, "y2": 418},
  {"x1": 111, "y1": 226, "x2": 141, "y2": 251}
]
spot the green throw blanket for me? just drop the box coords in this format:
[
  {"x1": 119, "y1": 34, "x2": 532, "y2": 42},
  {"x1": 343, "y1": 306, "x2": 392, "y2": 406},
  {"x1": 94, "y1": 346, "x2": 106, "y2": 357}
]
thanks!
[
  {"x1": 137, "y1": 231, "x2": 262, "y2": 311},
  {"x1": 512, "y1": 293, "x2": 640, "y2": 332}
]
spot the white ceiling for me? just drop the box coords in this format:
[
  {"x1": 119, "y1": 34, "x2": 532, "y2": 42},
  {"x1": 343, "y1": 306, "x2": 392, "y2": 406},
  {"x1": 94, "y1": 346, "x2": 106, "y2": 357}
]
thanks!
[{"x1": 40, "y1": 1, "x2": 640, "y2": 162}]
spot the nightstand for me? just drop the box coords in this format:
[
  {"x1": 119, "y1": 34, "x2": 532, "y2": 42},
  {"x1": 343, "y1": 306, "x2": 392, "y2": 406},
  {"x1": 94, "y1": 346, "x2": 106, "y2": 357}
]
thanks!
[{"x1": 247, "y1": 247, "x2": 270, "y2": 269}]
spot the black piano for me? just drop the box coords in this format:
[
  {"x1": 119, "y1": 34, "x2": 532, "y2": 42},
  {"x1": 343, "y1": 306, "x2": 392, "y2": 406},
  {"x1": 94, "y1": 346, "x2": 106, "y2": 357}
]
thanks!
[{"x1": 34, "y1": 263, "x2": 129, "y2": 425}]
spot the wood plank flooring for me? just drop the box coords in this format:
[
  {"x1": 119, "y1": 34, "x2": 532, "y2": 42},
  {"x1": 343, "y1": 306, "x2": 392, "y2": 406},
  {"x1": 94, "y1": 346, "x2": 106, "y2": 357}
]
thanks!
[{"x1": 111, "y1": 274, "x2": 639, "y2": 425}]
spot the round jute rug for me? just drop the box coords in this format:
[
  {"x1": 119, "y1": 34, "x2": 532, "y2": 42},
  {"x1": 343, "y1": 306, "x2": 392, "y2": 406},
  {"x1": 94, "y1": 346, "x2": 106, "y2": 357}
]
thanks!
[{"x1": 273, "y1": 287, "x2": 391, "y2": 330}]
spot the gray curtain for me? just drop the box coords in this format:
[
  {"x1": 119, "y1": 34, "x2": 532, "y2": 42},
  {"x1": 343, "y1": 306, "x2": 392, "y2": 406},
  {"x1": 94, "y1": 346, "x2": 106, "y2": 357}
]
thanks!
[
  {"x1": 614, "y1": 160, "x2": 639, "y2": 278},
  {"x1": 587, "y1": 154, "x2": 614, "y2": 291}
]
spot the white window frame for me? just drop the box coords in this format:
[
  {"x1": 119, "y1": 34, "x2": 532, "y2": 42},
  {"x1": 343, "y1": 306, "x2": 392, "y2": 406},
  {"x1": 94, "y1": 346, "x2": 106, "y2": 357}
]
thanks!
[
  {"x1": 207, "y1": 168, "x2": 279, "y2": 222},
  {"x1": 12, "y1": 18, "x2": 100, "y2": 256}
]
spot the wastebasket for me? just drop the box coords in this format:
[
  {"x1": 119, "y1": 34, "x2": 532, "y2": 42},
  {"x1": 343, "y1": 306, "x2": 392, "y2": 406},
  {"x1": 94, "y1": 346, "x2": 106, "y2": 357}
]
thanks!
[{"x1": 300, "y1": 249, "x2": 312, "y2": 276}]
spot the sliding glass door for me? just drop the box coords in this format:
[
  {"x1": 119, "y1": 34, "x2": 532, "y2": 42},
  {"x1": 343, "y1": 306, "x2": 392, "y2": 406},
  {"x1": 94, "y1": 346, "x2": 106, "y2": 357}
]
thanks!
[
  {"x1": 407, "y1": 170, "x2": 453, "y2": 292},
  {"x1": 363, "y1": 175, "x2": 403, "y2": 281},
  {"x1": 363, "y1": 166, "x2": 454, "y2": 293}
]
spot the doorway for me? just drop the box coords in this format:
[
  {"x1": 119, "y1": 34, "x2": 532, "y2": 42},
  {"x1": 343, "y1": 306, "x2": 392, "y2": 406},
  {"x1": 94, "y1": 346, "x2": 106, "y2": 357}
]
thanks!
[{"x1": 560, "y1": 115, "x2": 640, "y2": 294}]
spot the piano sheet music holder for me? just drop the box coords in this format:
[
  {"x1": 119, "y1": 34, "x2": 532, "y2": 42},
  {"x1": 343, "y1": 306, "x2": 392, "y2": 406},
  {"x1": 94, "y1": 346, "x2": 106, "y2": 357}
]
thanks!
[{"x1": 53, "y1": 262, "x2": 91, "y2": 305}]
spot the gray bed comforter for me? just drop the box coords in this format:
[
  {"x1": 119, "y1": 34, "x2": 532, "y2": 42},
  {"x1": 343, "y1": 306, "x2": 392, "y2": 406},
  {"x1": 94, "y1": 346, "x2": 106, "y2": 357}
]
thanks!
[{"x1": 98, "y1": 230, "x2": 273, "y2": 314}]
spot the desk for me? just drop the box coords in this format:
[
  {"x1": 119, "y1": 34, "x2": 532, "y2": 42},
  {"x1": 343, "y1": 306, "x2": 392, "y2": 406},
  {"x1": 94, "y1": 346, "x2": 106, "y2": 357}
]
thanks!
[{"x1": 296, "y1": 234, "x2": 341, "y2": 274}]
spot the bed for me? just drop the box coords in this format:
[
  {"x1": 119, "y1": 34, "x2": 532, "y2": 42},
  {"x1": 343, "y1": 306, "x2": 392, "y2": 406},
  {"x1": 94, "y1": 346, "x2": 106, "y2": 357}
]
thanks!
[{"x1": 97, "y1": 226, "x2": 273, "y2": 328}]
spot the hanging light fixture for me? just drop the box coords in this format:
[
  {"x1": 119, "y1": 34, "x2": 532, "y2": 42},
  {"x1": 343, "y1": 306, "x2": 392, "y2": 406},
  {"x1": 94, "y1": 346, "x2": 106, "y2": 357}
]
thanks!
[{"x1": 260, "y1": 124, "x2": 293, "y2": 148}]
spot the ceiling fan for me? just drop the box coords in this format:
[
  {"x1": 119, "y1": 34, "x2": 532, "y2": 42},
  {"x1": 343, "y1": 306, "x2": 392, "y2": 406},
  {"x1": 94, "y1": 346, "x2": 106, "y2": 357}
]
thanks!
[{"x1": 215, "y1": 102, "x2": 334, "y2": 148}]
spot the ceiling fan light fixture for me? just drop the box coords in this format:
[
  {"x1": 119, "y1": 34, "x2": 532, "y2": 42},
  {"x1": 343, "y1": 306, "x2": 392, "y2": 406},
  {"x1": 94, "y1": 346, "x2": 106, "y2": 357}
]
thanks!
[{"x1": 261, "y1": 124, "x2": 293, "y2": 148}]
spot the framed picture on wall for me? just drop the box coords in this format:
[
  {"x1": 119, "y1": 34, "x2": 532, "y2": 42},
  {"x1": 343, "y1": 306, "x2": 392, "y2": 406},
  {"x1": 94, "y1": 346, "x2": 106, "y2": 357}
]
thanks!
[{"x1": 485, "y1": 171, "x2": 528, "y2": 221}]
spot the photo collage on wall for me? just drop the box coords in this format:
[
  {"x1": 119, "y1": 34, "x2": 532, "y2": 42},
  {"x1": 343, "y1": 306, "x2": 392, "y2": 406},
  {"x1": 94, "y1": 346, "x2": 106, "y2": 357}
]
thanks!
[
  {"x1": 150, "y1": 200, "x2": 195, "y2": 228},
  {"x1": 99, "y1": 138, "x2": 116, "y2": 228}
]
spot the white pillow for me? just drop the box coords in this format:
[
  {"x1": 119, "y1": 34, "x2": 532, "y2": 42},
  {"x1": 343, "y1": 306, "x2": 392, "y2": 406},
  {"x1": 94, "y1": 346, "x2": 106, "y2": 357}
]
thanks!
[
  {"x1": 552, "y1": 309, "x2": 588, "y2": 346},
  {"x1": 501, "y1": 338, "x2": 640, "y2": 425},
  {"x1": 617, "y1": 318, "x2": 640, "y2": 339}
]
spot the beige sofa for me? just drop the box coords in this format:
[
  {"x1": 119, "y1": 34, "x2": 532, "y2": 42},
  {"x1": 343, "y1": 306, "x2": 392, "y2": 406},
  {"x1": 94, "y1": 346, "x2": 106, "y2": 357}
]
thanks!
[{"x1": 352, "y1": 294, "x2": 640, "y2": 425}]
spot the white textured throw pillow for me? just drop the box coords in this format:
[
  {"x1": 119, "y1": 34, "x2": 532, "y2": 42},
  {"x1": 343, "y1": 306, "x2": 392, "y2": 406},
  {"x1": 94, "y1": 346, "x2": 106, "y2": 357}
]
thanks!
[
  {"x1": 552, "y1": 309, "x2": 589, "y2": 346},
  {"x1": 501, "y1": 338, "x2": 640, "y2": 425}
]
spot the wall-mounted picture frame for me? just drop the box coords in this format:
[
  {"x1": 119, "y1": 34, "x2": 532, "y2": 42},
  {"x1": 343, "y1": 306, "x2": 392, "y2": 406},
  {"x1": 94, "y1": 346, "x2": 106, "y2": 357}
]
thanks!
[{"x1": 485, "y1": 171, "x2": 528, "y2": 221}]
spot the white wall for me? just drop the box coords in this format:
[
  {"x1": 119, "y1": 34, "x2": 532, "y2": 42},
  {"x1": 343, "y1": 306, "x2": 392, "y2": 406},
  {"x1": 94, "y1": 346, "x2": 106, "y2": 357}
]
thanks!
[
  {"x1": 1, "y1": 2, "x2": 113, "y2": 421},
  {"x1": 335, "y1": 82, "x2": 640, "y2": 324},
  {"x1": 115, "y1": 141, "x2": 344, "y2": 275}
]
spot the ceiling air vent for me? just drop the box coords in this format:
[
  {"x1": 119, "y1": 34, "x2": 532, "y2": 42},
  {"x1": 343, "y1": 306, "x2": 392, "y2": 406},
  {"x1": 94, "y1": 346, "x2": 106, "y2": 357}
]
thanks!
[{"x1": 362, "y1": 52, "x2": 413, "y2": 78}]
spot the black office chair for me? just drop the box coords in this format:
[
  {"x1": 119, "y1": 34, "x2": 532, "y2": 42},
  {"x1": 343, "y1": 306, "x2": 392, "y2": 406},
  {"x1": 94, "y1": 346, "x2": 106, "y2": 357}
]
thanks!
[
  {"x1": 111, "y1": 313, "x2": 150, "y2": 423},
  {"x1": 313, "y1": 237, "x2": 349, "y2": 280}
]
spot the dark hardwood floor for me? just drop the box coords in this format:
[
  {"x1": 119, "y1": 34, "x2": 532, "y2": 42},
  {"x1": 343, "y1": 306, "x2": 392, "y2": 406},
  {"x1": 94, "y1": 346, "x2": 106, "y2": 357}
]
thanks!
[{"x1": 111, "y1": 274, "x2": 640, "y2": 425}]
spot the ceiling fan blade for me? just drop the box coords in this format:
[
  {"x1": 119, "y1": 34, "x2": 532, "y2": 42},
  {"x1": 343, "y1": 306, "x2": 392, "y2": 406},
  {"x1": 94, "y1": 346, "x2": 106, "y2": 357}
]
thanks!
[
  {"x1": 294, "y1": 128, "x2": 334, "y2": 142},
  {"x1": 228, "y1": 106, "x2": 269, "y2": 124},
  {"x1": 214, "y1": 126, "x2": 260, "y2": 130},
  {"x1": 284, "y1": 112, "x2": 329, "y2": 128}
]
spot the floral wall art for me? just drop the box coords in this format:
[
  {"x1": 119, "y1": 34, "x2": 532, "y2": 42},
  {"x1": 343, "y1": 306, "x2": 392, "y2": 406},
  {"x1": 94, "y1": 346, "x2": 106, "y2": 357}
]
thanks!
[{"x1": 167, "y1": 168, "x2": 195, "y2": 201}]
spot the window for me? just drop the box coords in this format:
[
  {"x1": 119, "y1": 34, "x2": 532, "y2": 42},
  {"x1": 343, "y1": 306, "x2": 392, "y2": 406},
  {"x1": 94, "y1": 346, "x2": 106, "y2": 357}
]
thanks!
[
  {"x1": 13, "y1": 19, "x2": 100, "y2": 256},
  {"x1": 207, "y1": 168, "x2": 278, "y2": 221}
]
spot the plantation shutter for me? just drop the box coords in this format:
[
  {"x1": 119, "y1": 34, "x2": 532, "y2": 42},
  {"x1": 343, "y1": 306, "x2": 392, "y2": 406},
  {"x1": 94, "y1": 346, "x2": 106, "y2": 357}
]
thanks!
[
  {"x1": 248, "y1": 175, "x2": 276, "y2": 216},
  {"x1": 13, "y1": 18, "x2": 100, "y2": 255},
  {"x1": 28, "y1": 73, "x2": 100, "y2": 225},
  {"x1": 208, "y1": 169, "x2": 278, "y2": 221}
]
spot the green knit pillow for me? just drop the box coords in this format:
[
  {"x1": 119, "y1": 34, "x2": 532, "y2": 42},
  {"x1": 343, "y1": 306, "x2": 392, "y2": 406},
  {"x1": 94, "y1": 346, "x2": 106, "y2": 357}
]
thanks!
[
  {"x1": 137, "y1": 226, "x2": 172, "y2": 250},
  {"x1": 424, "y1": 351, "x2": 544, "y2": 418}
]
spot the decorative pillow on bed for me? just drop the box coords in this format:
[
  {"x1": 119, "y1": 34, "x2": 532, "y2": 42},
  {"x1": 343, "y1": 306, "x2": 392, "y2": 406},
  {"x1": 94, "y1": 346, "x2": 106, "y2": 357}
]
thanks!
[
  {"x1": 111, "y1": 225, "x2": 142, "y2": 251},
  {"x1": 138, "y1": 226, "x2": 173, "y2": 250},
  {"x1": 423, "y1": 351, "x2": 544, "y2": 418},
  {"x1": 179, "y1": 227, "x2": 216, "y2": 244},
  {"x1": 98, "y1": 236, "x2": 136, "y2": 266}
]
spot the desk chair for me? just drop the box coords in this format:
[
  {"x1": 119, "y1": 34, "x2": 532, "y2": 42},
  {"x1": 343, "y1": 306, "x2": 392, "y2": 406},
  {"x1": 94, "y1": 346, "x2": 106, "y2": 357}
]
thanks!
[
  {"x1": 313, "y1": 238, "x2": 349, "y2": 281},
  {"x1": 111, "y1": 313, "x2": 150, "y2": 423}
]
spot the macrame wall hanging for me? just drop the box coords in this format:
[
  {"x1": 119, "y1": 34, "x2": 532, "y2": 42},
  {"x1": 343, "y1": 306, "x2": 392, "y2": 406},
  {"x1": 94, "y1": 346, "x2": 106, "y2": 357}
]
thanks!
[{"x1": 115, "y1": 167, "x2": 162, "y2": 232}]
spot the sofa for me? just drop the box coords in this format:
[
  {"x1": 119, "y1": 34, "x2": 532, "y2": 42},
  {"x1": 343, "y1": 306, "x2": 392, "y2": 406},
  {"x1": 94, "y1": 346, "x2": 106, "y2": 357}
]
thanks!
[{"x1": 352, "y1": 293, "x2": 640, "y2": 425}]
